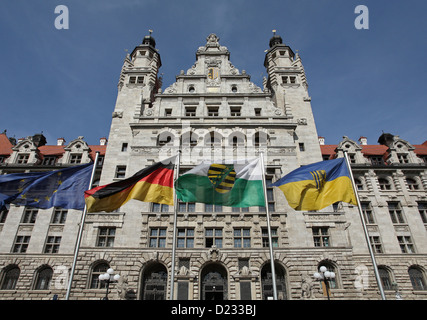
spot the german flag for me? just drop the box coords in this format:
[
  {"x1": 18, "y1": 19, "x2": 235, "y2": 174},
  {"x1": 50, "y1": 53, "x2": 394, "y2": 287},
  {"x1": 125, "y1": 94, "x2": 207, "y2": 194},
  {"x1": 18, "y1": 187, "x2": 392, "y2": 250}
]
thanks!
[{"x1": 84, "y1": 157, "x2": 175, "y2": 212}]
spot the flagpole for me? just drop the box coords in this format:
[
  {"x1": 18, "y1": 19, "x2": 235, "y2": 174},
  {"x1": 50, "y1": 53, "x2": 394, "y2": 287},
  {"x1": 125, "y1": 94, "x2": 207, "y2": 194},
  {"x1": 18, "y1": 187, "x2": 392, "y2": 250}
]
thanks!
[
  {"x1": 170, "y1": 151, "x2": 181, "y2": 300},
  {"x1": 65, "y1": 151, "x2": 100, "y2": 300},
  {"x1": 259, "y1": 151, "x2": 278, "y2": 300},
  {"x1": 343, "y1": 151, "x2": 386, "y2": 300}
]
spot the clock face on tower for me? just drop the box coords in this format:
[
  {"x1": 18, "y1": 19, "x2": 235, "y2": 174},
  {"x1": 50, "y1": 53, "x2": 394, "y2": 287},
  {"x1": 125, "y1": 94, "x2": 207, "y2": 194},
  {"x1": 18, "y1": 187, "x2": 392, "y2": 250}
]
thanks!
[{"x1": 207, "y1": 67, "x2": 219, "y2": 80}]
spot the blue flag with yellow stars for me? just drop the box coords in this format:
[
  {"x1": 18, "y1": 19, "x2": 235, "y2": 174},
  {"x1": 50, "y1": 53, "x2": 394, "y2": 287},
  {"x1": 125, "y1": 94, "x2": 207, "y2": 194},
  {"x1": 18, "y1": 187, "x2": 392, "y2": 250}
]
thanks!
[{"x1": 0, "y1": 163, "x2": 93, "y2": 210}]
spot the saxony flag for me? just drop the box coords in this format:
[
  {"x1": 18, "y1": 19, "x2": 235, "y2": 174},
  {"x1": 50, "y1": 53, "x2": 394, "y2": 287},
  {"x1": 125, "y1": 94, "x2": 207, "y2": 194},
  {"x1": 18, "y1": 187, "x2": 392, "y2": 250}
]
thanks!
[
  {"x1": 175, "y1": 158, "x2": 265, "y2": 207},
  {"x1": 85, "y1": 156, "x2": 176, "y2": 212}
]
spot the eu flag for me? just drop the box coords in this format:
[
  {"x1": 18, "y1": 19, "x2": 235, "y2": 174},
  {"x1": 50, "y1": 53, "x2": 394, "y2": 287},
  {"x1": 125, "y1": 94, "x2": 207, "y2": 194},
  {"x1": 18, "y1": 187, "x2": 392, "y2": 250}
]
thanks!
[{"x1": 0, "y1": 163, "x2": 93, "y2": 210}]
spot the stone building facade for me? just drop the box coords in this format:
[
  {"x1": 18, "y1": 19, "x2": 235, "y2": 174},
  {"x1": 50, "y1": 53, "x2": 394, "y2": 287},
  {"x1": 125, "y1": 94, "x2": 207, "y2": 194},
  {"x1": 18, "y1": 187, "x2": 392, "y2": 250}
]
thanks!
[{"x1": 0, "y1": 33, "x2": 426, "y2": 300}]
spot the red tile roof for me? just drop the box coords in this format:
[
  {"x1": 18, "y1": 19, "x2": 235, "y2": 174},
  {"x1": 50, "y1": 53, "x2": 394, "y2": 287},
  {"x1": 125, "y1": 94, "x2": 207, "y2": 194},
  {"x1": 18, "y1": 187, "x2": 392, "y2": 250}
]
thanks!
[
  {"x1": 0, "y1": 133, "x2": 106, "y2": 161},
  {"x1": 321, "y1": 143, "x2": 427, "y2": 157},
  {"x1": 0, "y1": 133, "x2": 13, "y2": 155}
]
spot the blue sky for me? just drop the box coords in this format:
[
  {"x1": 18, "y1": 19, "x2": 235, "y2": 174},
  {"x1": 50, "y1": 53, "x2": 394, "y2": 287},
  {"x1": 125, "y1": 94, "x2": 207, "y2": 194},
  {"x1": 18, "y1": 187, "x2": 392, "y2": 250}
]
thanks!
[{"x1": 0, "y1": 0, "x2": 426, "y2": 146}]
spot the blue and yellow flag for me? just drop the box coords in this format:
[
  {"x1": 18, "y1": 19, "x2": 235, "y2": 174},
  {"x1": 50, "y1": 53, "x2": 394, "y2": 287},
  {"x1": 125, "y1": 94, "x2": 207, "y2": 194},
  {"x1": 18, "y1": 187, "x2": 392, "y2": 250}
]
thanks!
[
  {"x1": 270, "y1": 158, "x2": 357, "y2": 211},
  {"x1": 0, "y1": 163, "x2": 93, "y2": 210}
]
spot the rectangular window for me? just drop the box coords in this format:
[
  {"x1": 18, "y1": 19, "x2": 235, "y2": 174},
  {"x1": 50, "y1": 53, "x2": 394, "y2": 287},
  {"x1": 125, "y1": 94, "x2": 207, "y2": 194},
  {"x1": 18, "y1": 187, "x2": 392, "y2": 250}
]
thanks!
[
  {"x1": 115, "y1": 166, "x2": 126, "y2": 179},
  {"x1": 369, "y1": 156, "x2": 384, "y2": 165},
  {"x1": 52, "y1": 208, "x2": 67, "y2": 224},
  {"x1": 137, "y1": 76, "x2": 144, "y2": 84},
  {"x1": 418, "y1": 202, "x2": 427, "y2": 224},
  {"x1": 121, "y1": 143, "x2": 128, "y2": 152},
  {"x1": 22, "y1": 207, "x2": 38, "y2": 224},
  {"x1": 230, "y1": 107, "x2": 241, "y2": 117},
  {"x1": 129, "y1": 76, "x2": 136, "y2": 84},
  {"x1": 97, "y1": 227, "x2": 116, "y2": 247},
  {"x1": 397, "y1": 236, "x2": 415, "y2": 253},
  {"x1": 208, "y1": 107, "x2": 219, "y2": 117},
  {"x1": 44, "y1": 236, "x2": 61, "y2": 253},
  {"x1": 152, "y1": 203, "x2": 169, "y2": 212},
  {"x1": 205, "y1": 204, "x2": 222, "y2": 212},
  {"x1": 388, "y1": 202, "x2": 405, "y2": 224},
  {"x1": 185, "y1": 107, "x2": 196, "y2": 117},
  {"x1": 397, "y1": 154, "x2": 409, "y2": 164},
  {"x1": 262, "y1": 228, "x2": 278, "y2": 247},
  {"x1": 42, "y1": 156, "x2": 57, "y2": 166},
  {"x1": 234, "y1": 228, "x2": 251, "y2": 248},
  {"x1": 0, "y1": 208, "x2": 8, "y2": 223},
  {"x1": 361, "y1": 202, "x2": 375, "y2": 224},
  {"x1": 177, "y1": 228, "x2": 194, "y2": 248},
  {"x1": 149, "y1": 228, "x2": 167, "y2": 248},
  {"x1": 313, "y1": 227, "x2": 330, "y2": 247},
  {"x1": 70, "y1": 154, "x2": 82, "y2": 164},
  {"x1": 369, "y1": 236, "x2": 383, "y2": 253},
  {"x1": 12, "y1": 235, "x2": 31, "y2": 253},
  {"x1": 178, "y1": 202, "x2": 195, "y2": 212},
  {"x1": 17, "y1": 154, "x2": 29, "y2": 164},
  {"x1": 205, "y1": 228, "x2": 223, "y2": 248},
  {"x1": 255, "y1": 108, "x2": 261, "y2": 116},
  {"x1": 299, "y1": 143, "x2": 305, "y2": 152},
  {"x1": 165, "y1": 109, "x2": 172, "y2": 117}
]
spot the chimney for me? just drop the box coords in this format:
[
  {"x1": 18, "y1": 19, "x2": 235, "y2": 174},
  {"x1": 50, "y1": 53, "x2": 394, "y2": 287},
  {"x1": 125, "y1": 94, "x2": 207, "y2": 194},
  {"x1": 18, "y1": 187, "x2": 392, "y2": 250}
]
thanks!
[
  {"x1": 100, "y1": 137, "x2": 108, "y2": 146},
  {"x1": 318, "y1": 136, "x2": 325, "y2": 145},
  {"x1": 57, "y1": 138, "x2": 66, "y2": 146},
  {"x1": 358, "y1": 136, "x2": 367, "y2": 145}
]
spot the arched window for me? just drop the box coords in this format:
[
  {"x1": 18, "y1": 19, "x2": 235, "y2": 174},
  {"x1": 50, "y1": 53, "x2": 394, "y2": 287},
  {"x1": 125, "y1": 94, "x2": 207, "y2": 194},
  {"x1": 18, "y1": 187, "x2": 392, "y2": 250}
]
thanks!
[
  {"x1": 378, "y1": 178, "x2": 392, "y2": 190},
  {"x1": 205, "y1": 132, "x2": 222, "y2": 147},
  {"x1": 157, "y1": 133, "x2": 174, "y2": 146},
  {"x1": 141, "y1": 263, "x2": 168, "y2": 300},
  {"x1": 34, "y1": 266, "x2": 53, "y2": 290},
  {"x1": 229, "y1": 133, "x2": 245, "y2": 147},
  {"x1": 406, "y1": 178, "x2": 419, "y2": 191},
  {"x1": 1, "y1": 265, "x2": 20, "y2": 290},
  {"x1": 254, "y1": 132, "x2": 269, "y2": 147},
  {"x1": 409, "y1": 266, "x2": 426, "y2": 291},
  {"x1": 261, "y1": 262, "x2": 288, "y2": 300},
  {"x1": 181, "y1": 132, "x2": 198, "y2": 147},
  {"x1": 378, "y1": 266, "x2": 393, "y2": 290},
  {"x1": 201, "y1": 263, "x2": 227, "y2": 300},
  {"x1": 90, "y1": 262, "x2": 110, "y2": 289},
  {"x1": 317, "y1": 261, "x2": 338, "y2": 289}
]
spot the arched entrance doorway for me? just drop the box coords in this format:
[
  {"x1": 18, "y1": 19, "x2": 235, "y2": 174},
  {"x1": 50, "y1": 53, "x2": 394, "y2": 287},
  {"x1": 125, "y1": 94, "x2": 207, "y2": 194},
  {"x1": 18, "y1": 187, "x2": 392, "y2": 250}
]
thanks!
[
  {"x1": 261, "y1": 262, "x2": 288, "y2": 300},
  {"x1": 140, "y1": 262, "x2": 168, "y2": 300},
  {"x1": 200, "y1": 263, "x2": 227, "y2": 300}
]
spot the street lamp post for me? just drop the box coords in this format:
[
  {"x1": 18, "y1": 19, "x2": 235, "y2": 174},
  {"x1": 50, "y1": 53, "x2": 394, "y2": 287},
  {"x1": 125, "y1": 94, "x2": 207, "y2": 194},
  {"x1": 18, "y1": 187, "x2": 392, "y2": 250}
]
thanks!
[
  {"x1": 314, "y1": 266, "x2": 336, "y2": 300},
  {"x1": 98, "y1": 268, "x2": 121, "y2": 300}
]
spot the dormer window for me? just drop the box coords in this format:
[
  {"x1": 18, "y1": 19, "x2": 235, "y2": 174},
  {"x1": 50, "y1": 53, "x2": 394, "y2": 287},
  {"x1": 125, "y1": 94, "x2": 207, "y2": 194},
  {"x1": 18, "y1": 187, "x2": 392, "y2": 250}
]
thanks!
[
  {"x1": 70, "y1": 154, "x2": 82, "y2": 164},
  {"x1": 398, "y1": 154, "x2": 409, "y2": 164},
  {"x1": 17, "y1": 154, "x2": 29, "y2": 164},
  {"x1": 42, "y1": 156, "x2": 57, "y2": 166}
]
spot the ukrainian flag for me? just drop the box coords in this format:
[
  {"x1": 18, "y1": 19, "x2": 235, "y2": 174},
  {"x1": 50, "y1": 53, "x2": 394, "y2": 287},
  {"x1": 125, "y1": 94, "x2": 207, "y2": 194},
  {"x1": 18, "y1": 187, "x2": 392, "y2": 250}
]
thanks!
[{"x1": 271, "y1": 158, "x2": 357, "y2": 211}]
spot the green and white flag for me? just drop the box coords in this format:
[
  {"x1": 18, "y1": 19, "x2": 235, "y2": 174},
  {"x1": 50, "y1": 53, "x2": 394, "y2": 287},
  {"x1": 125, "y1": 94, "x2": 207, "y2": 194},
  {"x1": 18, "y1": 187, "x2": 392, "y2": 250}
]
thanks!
[{"x1": 175, "y1": 158, "x2": 265, "y2": 207}]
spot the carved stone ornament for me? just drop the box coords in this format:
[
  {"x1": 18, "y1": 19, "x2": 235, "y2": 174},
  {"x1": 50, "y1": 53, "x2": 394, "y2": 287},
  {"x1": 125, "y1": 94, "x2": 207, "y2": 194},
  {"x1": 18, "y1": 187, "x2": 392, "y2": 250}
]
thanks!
[
  {"x1": 112, "y1": 111, "x2": 123, "y2": 118},
  {"x1": 208, "y1": 246, "x2": 220, "y2": 261},
  {"x1": 206, "y1": 33, "x2": 220, "y2": 48}
]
